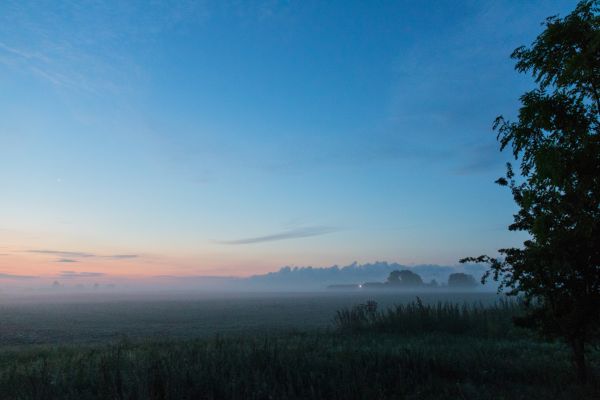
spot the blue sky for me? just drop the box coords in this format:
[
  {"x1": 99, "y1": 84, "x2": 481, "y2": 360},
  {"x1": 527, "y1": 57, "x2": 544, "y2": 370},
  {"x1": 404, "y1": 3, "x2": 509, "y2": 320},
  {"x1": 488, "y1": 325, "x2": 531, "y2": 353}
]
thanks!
[{"x1": 0, "y1": 1, "x2": 577, "y2": 277}]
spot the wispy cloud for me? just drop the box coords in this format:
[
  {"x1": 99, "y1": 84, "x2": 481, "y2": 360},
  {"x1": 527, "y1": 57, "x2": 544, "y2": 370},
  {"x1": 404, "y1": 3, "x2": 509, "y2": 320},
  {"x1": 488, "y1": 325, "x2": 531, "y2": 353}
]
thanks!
[
  {"x1": 28, "y1": 250, "x2": 94, "y2": 258},
  {"x1": 0, "y1": 1, "x2": 211, "y2": 94},
  {"x1": 59, "y1": 271, "x2": 106, "y2": 278},
  {"x1": 27, "y1": 250, "x2": 138, "y2": 261},
  {"x1": 0, "y1": 272, "x2": 37, "y2": 279},
  {"x1": 0, "y1": 40, "x2": 99, "y2": 92},
  {"x1": 0, "y1": 42, "x2": 52, "y2": 64},
  {"x1": 110, "y1": 254, "x2": 138, "y2": 259},
  {"x1": 220, "y1": 226, "x2": 340, "y2": 245}
]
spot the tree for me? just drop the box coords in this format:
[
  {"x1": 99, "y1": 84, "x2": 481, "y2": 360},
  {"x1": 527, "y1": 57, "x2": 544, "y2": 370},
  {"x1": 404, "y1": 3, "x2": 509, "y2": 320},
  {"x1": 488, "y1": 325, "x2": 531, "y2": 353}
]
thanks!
[
  {"x1": 386, "y1": 270, "x2": 423, "y2": 287},
  {"x1": 461, "y1": 0, "x2": 600, "y2": 383},
  {"x1": 447, "y1": 273, "x2": 477, "y2": 288}
]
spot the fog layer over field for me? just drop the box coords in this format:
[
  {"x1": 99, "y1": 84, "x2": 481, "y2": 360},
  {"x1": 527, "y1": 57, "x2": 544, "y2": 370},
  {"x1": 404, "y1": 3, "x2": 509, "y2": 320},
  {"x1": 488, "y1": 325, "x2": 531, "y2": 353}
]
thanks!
[
  {"x1": 0, "y1": 261, "x2": 498, "y2": 346},
  {"x1": 0, "y1": 261, "x2": 494, "y2": 294},
  {"x1": 0, "y1": 291, "x2": 504, "y2": 346}
]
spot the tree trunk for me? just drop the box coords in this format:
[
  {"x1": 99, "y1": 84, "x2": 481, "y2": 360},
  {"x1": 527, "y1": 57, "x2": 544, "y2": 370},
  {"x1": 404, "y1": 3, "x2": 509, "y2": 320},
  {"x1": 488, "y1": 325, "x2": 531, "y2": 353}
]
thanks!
[{"x1": 571, "y1": 337, "x2": 587, "y2": 384}]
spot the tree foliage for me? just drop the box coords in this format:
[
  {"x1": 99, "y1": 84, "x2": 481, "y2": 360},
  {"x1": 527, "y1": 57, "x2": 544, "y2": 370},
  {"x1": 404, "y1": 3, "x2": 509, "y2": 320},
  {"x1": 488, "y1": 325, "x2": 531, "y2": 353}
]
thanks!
[
  {"x1": 448, "y1": 273, "x2": 477, "y2": 288},
  {"x1": 461, "y1": 0, "x2": 600, "y2": 383},
  {"x1": 386, "y1": 270, "x2": 424, "y2": 287}
]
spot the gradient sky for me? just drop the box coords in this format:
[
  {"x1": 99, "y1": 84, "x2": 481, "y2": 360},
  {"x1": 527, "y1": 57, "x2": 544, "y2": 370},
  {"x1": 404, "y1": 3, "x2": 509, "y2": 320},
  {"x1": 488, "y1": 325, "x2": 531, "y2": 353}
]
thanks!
[{"x1": 0, "y1": 0, "x2": 577, "y2": 282}]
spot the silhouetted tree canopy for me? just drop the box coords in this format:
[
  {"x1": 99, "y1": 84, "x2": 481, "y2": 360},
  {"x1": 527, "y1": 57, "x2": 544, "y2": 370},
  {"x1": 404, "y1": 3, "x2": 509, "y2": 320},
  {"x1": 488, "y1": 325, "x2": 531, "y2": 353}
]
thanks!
[
  {"x1": 447, "y1": 273, "x2": 477, "y2": 288},
  {"x1": 386, "y1": 270, "x2": 423, "y2": 287},
  {"x1": 461, "y1": 0, "x2": 600, "y2": 383}
]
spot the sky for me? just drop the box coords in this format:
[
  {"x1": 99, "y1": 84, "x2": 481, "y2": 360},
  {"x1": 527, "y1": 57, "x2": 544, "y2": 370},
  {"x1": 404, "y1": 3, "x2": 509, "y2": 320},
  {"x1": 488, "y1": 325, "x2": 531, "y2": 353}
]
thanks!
[{"x1": 0, "y1": 0, "x2": 578, "y2": 283}]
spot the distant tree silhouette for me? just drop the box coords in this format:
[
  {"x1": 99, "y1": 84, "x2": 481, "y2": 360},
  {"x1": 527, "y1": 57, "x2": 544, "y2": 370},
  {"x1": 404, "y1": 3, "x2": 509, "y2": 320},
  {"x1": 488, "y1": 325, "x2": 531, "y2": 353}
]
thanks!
[
  {"x1": 447, "y1": 273, "x2": 477, "y2": 288},
  {"x1": 386, "y1": 270, "x2": 423, "y2": 287},
  {"x1": 461, "y1": 0, "x2": 600, "y2": 383}
]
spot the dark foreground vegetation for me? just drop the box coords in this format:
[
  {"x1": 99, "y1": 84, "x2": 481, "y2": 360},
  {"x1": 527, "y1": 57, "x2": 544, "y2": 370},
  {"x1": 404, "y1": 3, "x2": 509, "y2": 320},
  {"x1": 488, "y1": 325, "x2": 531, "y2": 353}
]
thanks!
[
  {"x1": 462, "y1": 0, "x2": 600, "y2": 383},
  {"x1": 0, "y1": 299, "x2": 597, "y2": 400},
  {"x1": 334, "y1": 298, "x2": 524, "y2": 337}
]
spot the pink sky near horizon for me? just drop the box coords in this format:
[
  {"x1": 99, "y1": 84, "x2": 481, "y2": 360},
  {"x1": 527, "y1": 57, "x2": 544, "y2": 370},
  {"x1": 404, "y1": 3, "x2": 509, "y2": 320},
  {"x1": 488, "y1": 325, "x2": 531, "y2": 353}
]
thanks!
[
  {"x1": 0, "y1": 228, "x2": 289, "y2": 280},
  {"x1": 0, "y1": 243, "x2": 455, "y2": 286},
  {"x1": 0, "y1": 228, "x2": 459, "y2": 285},
  {"x1": 0, "y1": 250, "x2": 280, "y2": 280}
]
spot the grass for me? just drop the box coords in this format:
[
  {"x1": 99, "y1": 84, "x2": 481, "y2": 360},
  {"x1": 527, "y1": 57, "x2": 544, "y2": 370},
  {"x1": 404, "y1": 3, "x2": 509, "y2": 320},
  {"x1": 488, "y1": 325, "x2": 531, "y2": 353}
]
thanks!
[
  {"x1": 333, "y1": 297, "x2": 527, "y2": 337},
  {"x1": 0, "y1": 293, "x2": 598, "y2": 399},
  {"x1": 0, "y1": 333, "x2": 596, "y2": 399},
  {"x1": 0, "y1": 292, "x2": 504, "y2": 346}
]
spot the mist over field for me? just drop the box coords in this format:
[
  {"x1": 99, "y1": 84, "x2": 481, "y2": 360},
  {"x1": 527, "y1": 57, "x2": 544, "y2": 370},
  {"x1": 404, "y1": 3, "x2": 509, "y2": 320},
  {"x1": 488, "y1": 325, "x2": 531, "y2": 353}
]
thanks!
[
  {"x1": 0, "y1": 261, "x2": 494, "y2": 295},
  {"x1": 0, "y1": 291, "x2": 503, "y2": 345},
  {"x1": 0, "y1": 261, "x2": 498, "y2": 349}
]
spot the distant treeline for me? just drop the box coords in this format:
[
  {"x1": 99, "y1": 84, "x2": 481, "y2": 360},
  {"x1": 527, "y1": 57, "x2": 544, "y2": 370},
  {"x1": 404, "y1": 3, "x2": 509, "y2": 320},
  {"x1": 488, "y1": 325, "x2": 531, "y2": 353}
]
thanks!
[
  {"x1": 328, "y1": 270, "x2": 479, "y2": 290},
  {"x1": 247, "y1": 261, "x2": 488, "y2": 290}
]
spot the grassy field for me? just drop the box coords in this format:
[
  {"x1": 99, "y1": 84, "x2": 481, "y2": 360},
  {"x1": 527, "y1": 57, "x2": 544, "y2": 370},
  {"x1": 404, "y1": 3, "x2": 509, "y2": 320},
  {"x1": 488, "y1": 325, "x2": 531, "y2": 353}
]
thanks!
[
  {"x1": 0, "y1": 291, "x2": 502, "y2": 346},
  {"x1": 0, "y1": 292, "x2": 598, "y2": 399}
]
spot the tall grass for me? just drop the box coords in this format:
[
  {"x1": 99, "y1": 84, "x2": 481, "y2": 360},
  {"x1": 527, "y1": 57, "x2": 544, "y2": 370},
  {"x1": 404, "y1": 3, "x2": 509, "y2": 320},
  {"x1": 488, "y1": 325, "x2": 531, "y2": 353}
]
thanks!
[
  {"x1": 0, "y1": 333, "x2": 594, "y2": 400},
  {"x1": 0, "y1": 299, "x2": 597, "y2": 399},
  {"x1": 334, "y1": 298, "x2": 526, "y2": 337}
]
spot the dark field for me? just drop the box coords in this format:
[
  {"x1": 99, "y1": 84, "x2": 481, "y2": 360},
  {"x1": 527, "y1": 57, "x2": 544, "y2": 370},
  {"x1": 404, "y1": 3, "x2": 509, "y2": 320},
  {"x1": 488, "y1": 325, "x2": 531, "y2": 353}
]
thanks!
[
  {"x1": 0, "y1": 291, "x2": 502, "y2": 346},
  {"x1": 0, "y1": 292, "x2": 598, "y2": 399}
]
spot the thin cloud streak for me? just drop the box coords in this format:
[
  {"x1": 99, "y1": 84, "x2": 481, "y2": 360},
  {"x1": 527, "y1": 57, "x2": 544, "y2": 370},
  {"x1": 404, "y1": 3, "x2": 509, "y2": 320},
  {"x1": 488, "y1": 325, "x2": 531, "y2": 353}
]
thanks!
[
  {"x1": 59, "y1": 271, "x2": 106, "y2": 278},
  {"x1": 27, "y1": 250, "x2": 138, "y2": 260},
  {"x1": 0, "y1": 272, "x2": 37, "y2": 279},
  {"x1": 220, "y1": 226, "x2": 340, "y2": 245},
  {"x1": 0, "y1": 41, "x2": 97, "y2": 92},
  {"x1": 110, "y1": 254, "x2": 138, "y2": 259},
  {"x1": 28, "y1": 250, "x2": 94, "y2": 258}
]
